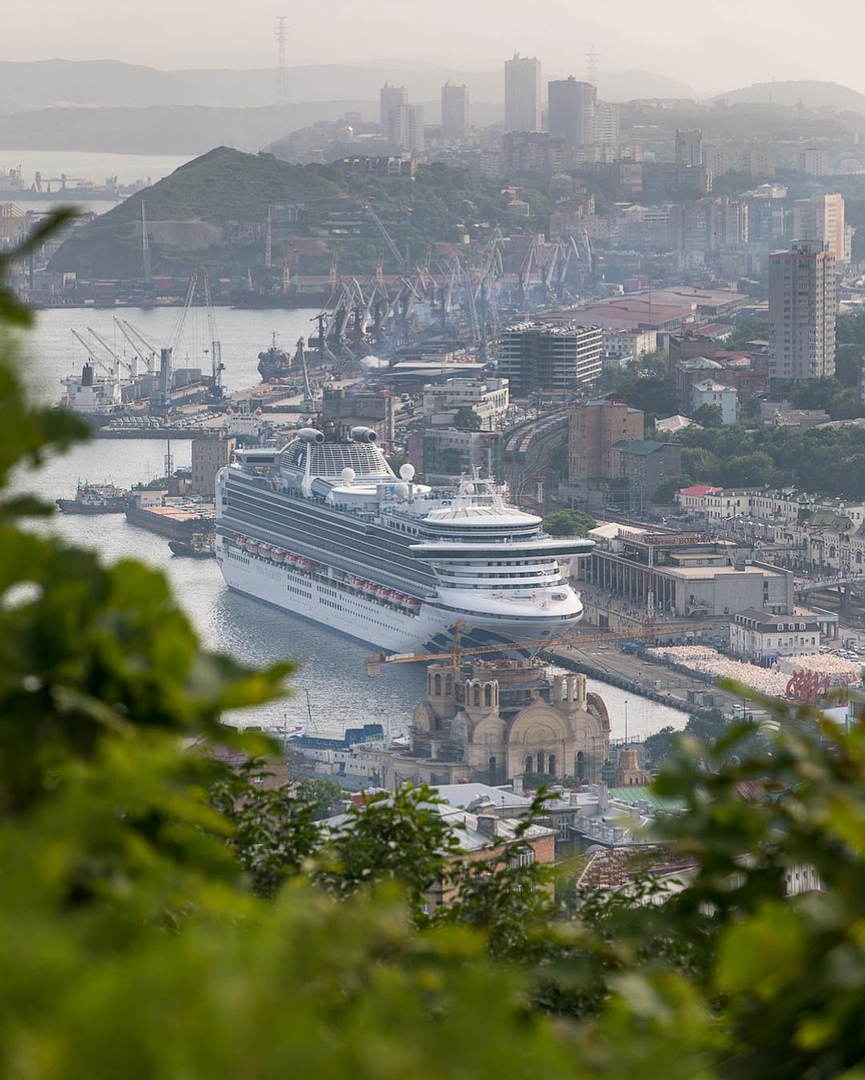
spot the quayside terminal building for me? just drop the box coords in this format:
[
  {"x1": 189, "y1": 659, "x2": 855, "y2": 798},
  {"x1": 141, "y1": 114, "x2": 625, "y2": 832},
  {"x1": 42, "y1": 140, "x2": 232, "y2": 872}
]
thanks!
[{"x1": 579, "y1": 528, "x2": 794, "y2": 620}]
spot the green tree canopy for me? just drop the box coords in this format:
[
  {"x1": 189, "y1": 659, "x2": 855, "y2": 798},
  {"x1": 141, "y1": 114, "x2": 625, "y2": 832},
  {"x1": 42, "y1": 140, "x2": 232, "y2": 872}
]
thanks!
[
  {"x1": 543, "y1": 509, "x2": 597, "y2": 536},
  {"x1": 452, "y1": 406, "x2": 482, "y2": 431},
  {"x1": 9, "y1": 219, "x2": 865, "y2": 1078},
  {"x1": 692, "y1": 403, "x2": 725, "y2": 428}
]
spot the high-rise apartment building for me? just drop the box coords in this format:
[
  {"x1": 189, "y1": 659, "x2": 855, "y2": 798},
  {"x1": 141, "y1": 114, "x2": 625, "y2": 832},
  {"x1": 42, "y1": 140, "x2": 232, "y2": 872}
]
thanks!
[
  {"x1": 495, "y1": 322, "x2": 602, "y2": 395},
  {"x1": 768, "y1": 240, "x2": 836, "y2": 386},
  {"x1": 441, "y1": 82, "x2": 470, "y2": 141},
  {"x1": 568, "y1": 398, "x2": 644, "y2": 482},
  {"x1": 593, "y1": 101, "x2": 619, "y2": 146},
  {"x1": 548, "y1": 77, "x2": 596, "y2": 146},
  {"x1": 380, "y1": 83, "x2": 408, "y2": 138},
  {"x1": 504, "y1": 53, "x2": 541, "y2": 132},
  {"x1": 675, "y1": 128, "x2": 703, "y2": 167},
  {"x1": 797, "y1": 148, "x2": 828, "y2": 176},
  {"x1": 792, "y1": 193, "x2": 846, "y2": 263},
  {"x1": 740, "y1": 146, "x2": 776, "y2": 178},
  {"x1": 391, "y1": 104, "x2": 425, "y2": 155}
]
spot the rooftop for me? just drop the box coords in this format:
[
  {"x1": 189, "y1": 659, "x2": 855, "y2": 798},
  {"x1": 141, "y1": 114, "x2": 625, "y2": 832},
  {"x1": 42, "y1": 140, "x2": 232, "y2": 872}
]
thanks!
[{"x1": 613, "y1": 439, "x2": 669, "y2": 455}]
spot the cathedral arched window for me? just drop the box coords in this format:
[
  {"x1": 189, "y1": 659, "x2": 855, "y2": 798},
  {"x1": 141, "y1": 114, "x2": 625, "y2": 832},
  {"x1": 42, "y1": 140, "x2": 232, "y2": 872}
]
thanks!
[
  {"x1": 548, "y1": 754, "x2": 556, "y2": 777},
  {"x1": 537, "y1": 751, "x2": 545, "y2": 774},
  {"x1": 524, "y1": 755, "x2": 533, "y2": 775},
  {"x1": 473, "y1": 685, "x2": 481, "y2": 707},
  {"x1": 445, "y1": 673, "x2": 453, "y2": 696},
  {"x1": 484, "y1": 683, "x2": 492, "y2": 707},
  {"x1": 433, "y1": 673, "x2": 442, "y2": 696}
]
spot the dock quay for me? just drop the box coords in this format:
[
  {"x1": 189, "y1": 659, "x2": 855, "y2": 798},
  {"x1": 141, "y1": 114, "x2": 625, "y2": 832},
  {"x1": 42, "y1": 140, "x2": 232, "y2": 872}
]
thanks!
[{"x1": 543, "y1": 638, "x2": 740, "y2": 716}]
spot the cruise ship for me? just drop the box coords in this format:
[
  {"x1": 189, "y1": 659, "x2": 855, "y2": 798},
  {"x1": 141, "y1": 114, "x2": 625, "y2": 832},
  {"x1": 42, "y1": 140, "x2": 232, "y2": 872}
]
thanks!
[{"x1": 215, "y1": 422, "x2": 594, "y2": 653}]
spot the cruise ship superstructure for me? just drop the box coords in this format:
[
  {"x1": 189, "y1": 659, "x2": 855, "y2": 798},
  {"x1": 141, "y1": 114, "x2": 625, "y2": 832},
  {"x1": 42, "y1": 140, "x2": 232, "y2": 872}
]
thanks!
[{"x1": 215, "y1": 422, "x2": 594, "y2": 653}]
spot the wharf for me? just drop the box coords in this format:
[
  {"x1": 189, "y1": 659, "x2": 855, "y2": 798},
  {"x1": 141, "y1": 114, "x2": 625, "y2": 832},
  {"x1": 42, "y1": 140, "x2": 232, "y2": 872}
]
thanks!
[{"x1": 543, "y1": 638, "x2": 740, "y2": 715}]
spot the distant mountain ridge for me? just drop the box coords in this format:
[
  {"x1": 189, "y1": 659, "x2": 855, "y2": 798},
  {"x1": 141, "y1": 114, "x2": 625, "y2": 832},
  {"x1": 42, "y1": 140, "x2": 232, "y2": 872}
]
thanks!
[
  {"x1": 716, "y1": 79, "x2": 865, "y2": 114},
  {"x1": 0, "y1": 58, "x2": 695, "y2": 118}
]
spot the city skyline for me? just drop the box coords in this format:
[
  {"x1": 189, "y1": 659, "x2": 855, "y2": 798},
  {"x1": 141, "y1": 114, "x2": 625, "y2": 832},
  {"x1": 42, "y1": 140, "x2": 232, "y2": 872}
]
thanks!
[{"x1": 2, "y1": 0, "x2": 864, "y2": 98}]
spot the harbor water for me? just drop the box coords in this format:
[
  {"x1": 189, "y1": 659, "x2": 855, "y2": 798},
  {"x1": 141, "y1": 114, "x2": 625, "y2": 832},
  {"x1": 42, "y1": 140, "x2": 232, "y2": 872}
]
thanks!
[{"x1": 12, "y1": 304, "x2": 687, "y2": 743}]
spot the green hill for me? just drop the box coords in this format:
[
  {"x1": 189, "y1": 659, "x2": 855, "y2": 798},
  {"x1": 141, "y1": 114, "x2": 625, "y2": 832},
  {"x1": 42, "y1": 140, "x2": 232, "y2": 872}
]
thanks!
[{"x1": 49, "y1": 147, "x2": 343, "y2": 279}]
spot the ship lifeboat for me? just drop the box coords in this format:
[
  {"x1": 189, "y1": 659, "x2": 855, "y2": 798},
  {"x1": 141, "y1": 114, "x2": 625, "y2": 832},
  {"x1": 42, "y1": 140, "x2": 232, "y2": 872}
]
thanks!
[
  {"x1": 271, "y1": 549, "x2": 286, "y2": 564},
  {"x1": 247, "y1": 540, "x2": 261, "y2": 555}
]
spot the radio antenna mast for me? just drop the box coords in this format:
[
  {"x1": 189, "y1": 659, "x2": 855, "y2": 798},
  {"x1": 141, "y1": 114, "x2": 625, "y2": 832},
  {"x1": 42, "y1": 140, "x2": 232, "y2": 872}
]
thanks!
[{"x1": 274, "y1": 16, "x2": 289, "y2": 105}]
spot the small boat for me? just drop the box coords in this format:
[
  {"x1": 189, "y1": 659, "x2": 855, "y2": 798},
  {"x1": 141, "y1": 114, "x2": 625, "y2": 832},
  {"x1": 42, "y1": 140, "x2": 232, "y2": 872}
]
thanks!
[
  {"x1": 168, "y1": 532, "x2": 216, "y2": 559},
  {"x1": 57, "y1": 480, "x2": 128, "y2": 515}
]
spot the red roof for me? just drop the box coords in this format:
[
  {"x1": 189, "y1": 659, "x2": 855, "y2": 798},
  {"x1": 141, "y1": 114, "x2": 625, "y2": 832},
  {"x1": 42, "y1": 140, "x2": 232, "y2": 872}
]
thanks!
[{"x1": 678, "y1": 484, "x2": 723, "y2": 497}]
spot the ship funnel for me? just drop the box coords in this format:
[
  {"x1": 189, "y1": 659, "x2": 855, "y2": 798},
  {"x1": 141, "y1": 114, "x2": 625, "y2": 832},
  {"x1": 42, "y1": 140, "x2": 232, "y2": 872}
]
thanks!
[
  {"x1": 298, "y1": 427, "x2": 325, "y2": 444},
  {"x1": 351, "y1": 426, "x2": 377, "y2": 443}
]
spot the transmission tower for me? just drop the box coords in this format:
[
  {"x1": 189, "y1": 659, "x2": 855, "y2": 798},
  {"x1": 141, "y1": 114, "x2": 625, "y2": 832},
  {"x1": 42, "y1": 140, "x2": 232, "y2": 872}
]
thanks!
[
  {"x1": 274, "y1": 16, "x2": 289, "y2": 105},
  {"x1": 585, "y1": 45, "x2": 600, "y2": 88}
]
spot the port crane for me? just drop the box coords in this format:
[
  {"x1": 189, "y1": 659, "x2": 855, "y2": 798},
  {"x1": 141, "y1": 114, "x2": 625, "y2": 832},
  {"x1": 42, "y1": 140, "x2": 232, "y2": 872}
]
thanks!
[
  {"x1": 86, "y1": 326, "x2": 135, "y2": 379},
  {"x1": 70, "y1": 328, "x2": 122, "y2": 382},
  {"x1": 364, "y1": 200, "x2": 405, "y2": 268},
  {"x1": 113, "y1": 318, "x2": 158, "y2": 375},
  {"x1": 365, "y1": 621, "x2": 713, "y2": 676},
  {"x1": 203, "y1": 270, "x2": 225, "y2": 399}
]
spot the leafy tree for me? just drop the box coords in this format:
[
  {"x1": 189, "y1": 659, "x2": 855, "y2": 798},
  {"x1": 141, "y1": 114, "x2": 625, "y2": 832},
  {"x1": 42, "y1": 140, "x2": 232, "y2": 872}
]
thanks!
[
  {"x1": 724, "y1": 317, "x2": 771, "y2": 350},
  {"x1": 692, "y1": 403, "x2": 725, "y2": 428},
  {"x1": 543, "y1": 509, "x2": 597, "y2": 536},
  {"x1": 209, "y1": 760, "x2": 322, "y2": 898},
  {"x1": 453, "y1": 406, "x2": 482, "y2": 431},
  {"x1": 13, "y1": 218, "x2": 865, "y2": 1078},
  {"x1": 297, "y1": 776, "x2": 345, "y2": 820},
  {"x1": 314, "y1": 784, "x2": 463, "y2": 920}
]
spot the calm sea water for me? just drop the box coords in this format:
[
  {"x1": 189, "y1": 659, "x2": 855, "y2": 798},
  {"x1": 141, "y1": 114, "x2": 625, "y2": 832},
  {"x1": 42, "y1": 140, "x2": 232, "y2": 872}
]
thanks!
[{"x1": 10, "y1": 304, "x2": 687, "y2": 742}]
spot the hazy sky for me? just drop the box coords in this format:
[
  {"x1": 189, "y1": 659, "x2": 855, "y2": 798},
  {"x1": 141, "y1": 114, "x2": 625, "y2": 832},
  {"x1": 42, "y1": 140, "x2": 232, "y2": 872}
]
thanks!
[{"x1": 3, "y1": 0, "x2": 864, "y2": 96}]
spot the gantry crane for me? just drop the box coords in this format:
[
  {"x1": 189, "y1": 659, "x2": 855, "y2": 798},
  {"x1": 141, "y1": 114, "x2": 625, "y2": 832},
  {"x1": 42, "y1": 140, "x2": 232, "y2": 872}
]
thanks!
[
  {"x1": 86, "y1": 326, "x2": 135, "y2": 379},
  {"x1": 113, "y1": 318, "x2": 158, "y2": 375},
  {"x1": 365, "y1": 620, "x2": 713, "y2": 676},
  {"x1": 203, "y1": 270, "x2": 225, "y2": 399}
]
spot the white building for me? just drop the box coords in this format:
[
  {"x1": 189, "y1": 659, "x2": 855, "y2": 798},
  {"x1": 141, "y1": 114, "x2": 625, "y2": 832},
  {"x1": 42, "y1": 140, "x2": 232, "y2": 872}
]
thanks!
[
  {"x1": 422, "y1": 377, "x2": 509, "y2": 430},
  {"x1": 691, "y1": 378, "x2": 738, "y2": 425},
  {"x1": 391, "y1": 104, "x2": 425, "y2": 155},
  {"x1": 504, "y1": 53, "x2": 541, "y2": 132},
  {"x1": 792, "y1": 193, "x2": 846, "y2": 263},
  {"x1": 601, "y1": 328, "x2": 657, "y2": 364},
  {"x1": 729, "y1": 609, "x2": 821, "y2": 665},
  {"x1": 380, "y1": 83, "x2": 408, "y2": 137}
]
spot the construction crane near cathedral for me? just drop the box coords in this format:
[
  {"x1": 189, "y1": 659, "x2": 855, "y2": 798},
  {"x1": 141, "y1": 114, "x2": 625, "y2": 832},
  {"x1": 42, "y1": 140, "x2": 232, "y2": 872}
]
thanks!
[{"x1": 365, "y1": 621, "x2": 712, "y2": 676}]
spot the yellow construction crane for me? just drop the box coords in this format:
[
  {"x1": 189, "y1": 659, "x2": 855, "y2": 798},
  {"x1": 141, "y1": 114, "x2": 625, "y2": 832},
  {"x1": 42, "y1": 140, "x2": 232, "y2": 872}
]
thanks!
[{"x1": 364, "y1": 621, "x2": 713, "y2": 676}]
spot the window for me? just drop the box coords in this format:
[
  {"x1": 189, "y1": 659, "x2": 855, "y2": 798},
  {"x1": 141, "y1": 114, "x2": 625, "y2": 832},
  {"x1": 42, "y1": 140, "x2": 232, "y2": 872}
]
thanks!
[{"x1": 508, "y1": 845, "x2": 535, "y2": 869}]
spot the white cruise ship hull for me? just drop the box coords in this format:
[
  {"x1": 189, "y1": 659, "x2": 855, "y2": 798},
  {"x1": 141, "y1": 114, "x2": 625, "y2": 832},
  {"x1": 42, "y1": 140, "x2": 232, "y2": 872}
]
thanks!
[
  {"x1": 218, "y1": 540, "x2": 454, "y2": 652},
  {"x1": 217, "y1": 539, "x2": 583, "y2": 653}
]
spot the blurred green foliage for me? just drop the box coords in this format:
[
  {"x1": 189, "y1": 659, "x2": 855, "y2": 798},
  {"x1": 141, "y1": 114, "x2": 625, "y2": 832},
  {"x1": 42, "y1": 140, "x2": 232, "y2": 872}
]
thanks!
[{"x1": 5, "y1": 218, "x2": 865, "y2": 1077}]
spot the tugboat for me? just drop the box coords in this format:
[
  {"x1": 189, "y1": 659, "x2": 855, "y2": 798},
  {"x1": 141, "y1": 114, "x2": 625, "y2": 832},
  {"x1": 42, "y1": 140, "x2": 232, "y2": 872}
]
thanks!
[
  {"x1": 257, "y1": 332, "x2": 292, "y2": 382},
  {"x1": 168, "y1": 531, "x2": 216, "y2": 559}
]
